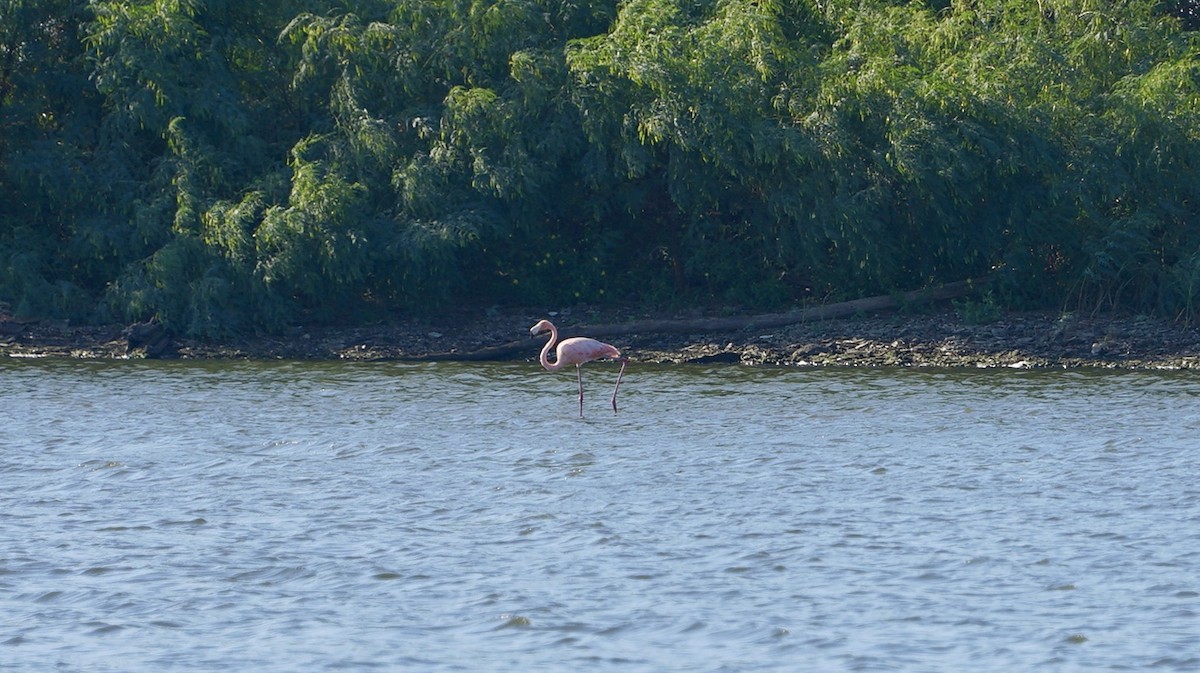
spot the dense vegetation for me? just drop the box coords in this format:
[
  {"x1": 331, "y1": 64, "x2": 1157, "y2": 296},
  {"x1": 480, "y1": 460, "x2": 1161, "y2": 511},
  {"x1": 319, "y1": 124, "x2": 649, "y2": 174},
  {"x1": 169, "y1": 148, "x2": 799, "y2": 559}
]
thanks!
[{"x1": 2, "y1": 0, "x2": 1198, "y2": 336}]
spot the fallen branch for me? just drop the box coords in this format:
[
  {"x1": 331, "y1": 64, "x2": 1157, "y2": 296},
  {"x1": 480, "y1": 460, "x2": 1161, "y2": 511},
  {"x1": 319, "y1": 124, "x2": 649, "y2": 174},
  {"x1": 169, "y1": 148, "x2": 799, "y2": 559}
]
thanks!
[{"x1": 415, "y1": 277, "x2": 990, "y2": 361}]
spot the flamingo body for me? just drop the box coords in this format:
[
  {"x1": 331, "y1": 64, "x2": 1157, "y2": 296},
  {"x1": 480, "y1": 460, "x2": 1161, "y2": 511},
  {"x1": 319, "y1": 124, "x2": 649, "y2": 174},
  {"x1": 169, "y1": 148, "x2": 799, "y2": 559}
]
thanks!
[{"x1": 531, "y1": 319, "x2": 627, "y2": 417}]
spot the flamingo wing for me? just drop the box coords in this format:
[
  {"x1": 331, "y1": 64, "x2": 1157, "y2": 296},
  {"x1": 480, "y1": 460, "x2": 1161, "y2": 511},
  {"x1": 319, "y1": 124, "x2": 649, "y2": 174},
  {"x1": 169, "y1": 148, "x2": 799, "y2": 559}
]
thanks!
[{"x1": 557, "y1": 337, "x2": 620, "y2": 365}]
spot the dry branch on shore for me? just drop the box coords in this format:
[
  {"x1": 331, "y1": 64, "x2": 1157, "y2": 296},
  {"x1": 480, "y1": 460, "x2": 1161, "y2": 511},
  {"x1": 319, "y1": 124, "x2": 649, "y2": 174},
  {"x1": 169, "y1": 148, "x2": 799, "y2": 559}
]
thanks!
[{"x1": 424, "y1": 280, "x2": 987, "y2": 361}]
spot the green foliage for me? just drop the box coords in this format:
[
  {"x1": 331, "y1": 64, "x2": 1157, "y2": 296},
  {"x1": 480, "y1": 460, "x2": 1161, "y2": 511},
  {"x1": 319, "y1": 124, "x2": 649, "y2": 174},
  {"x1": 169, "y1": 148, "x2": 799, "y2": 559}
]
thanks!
[
  {"x1": 3, "y1": 0, "x2": 1200, "y2": 335},
  {"x1": 954, "y1": 291, "x2": 1002, "y2": 325}
]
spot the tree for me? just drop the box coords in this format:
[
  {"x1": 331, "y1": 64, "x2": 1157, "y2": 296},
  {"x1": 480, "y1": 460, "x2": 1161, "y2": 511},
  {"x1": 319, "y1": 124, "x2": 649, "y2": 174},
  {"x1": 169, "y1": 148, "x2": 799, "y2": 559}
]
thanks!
[
  {"x1": 0, "y1": 0, "x2": 102, "y2": 319},
  {"x1": 3, "y1": 0, "x2": 1199, "y2": 334}
]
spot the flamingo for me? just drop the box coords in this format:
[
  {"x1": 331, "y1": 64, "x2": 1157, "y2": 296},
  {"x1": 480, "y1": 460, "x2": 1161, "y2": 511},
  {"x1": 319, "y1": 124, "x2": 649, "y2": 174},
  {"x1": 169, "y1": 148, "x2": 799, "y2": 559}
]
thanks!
[{"x1": 530, "y1": 319, "x2": 627, "y2": 417}]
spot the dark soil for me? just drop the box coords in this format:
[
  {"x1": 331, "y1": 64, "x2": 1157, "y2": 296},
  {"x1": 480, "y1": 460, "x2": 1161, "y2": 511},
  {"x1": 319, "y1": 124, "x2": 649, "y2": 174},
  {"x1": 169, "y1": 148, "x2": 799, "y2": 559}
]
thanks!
[{"x1": 3, "y1": 304, "x2": 1200, "y2": 369}]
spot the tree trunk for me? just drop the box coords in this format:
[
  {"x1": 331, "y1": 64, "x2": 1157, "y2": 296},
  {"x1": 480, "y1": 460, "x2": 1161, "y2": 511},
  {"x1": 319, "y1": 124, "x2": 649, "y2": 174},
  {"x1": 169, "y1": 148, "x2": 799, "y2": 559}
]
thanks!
[{"x1": 417, "y1": 278, "x2": 989, "y2": 361}]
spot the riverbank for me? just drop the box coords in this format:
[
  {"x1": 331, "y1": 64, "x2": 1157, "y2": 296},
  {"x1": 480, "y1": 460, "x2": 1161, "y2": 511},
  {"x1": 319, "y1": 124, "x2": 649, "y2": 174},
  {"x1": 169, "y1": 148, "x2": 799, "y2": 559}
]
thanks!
[{"x1": 3, "y1": 305, "x2": 1200, "y2": 369}]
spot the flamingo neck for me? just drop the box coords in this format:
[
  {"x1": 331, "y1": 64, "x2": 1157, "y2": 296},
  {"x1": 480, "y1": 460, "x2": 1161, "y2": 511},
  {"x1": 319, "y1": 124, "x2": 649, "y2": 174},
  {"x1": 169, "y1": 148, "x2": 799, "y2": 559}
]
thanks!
[{"x1": 539, "y1": 324, "x2": 568, "y2": 371}]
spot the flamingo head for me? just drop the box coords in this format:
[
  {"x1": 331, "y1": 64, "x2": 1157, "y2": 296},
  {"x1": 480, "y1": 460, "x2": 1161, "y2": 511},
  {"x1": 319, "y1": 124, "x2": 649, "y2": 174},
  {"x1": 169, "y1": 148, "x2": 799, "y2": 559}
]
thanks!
[{"x1": 530, "y1": 319, "x2": 554, "y2": 337}]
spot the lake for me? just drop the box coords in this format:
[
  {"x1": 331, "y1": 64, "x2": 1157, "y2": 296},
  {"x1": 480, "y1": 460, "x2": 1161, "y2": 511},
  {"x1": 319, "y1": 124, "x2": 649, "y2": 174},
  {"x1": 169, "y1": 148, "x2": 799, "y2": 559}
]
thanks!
[{"x1": 1, "y1": 358, "x2": 1198, "y2": 671}]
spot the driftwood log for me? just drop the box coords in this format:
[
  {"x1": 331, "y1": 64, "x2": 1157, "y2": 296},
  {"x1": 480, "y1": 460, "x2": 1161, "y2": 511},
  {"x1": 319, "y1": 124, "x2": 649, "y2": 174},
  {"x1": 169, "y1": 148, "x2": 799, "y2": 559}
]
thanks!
[{"x1": 418, "y1": 278, "x2": 989, "y2": 361}]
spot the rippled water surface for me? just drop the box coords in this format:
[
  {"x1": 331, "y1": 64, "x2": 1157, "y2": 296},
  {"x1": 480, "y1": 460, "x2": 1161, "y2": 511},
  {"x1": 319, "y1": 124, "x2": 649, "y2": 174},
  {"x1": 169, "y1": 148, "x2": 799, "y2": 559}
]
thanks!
[{"x1": 2, "y1": 358, "x2": 1199, "y2": 671}]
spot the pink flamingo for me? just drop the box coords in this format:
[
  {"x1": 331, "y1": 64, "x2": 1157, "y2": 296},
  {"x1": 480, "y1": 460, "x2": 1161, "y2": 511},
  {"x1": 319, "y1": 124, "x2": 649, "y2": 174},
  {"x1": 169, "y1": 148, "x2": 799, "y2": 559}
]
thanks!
[{"x1": 530, "y1": 319, "x2": 627, "y2": 417}]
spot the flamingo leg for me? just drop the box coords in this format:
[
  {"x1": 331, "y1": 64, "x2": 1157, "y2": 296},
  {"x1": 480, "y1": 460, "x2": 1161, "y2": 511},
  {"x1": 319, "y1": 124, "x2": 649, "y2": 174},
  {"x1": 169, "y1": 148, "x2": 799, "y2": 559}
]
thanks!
[
  {"x1": 611, "y1": 358, "x2": 627, "y2": 413},
  {"x1": 576, "y1": 363, "x2": 585, "y2": 417}
]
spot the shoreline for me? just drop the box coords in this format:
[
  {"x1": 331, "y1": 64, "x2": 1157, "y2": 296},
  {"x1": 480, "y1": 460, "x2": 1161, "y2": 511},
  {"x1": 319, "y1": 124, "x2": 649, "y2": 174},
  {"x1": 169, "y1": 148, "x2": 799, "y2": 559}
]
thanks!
[{"x1": 3, "y1": 307, "x2": 1200, "y2": 370}]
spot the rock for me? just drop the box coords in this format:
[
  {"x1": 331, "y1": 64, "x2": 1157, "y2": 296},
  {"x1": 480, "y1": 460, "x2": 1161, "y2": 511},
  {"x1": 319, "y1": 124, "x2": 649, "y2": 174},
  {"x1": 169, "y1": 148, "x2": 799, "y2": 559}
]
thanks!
[
  {"x1": 686, "y1": 351, "x2": 741, "y2": 364},
  {"x1": 123, "y1": 321, "x2": 174, "y2": 359}
]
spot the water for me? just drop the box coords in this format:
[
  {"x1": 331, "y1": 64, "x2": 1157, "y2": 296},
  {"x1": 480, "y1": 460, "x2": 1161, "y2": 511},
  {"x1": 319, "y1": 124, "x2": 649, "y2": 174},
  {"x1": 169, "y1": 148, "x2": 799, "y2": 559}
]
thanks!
[{"x1": 2, "y1": 358, "x2": 1198, "y2": 672}]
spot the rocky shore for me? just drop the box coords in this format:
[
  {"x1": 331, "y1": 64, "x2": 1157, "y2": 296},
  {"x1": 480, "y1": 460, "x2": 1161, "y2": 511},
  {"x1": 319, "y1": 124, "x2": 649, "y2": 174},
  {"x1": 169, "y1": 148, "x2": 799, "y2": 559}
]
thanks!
[{"x1": 3, "y1": 305, "x2": 1200, "y2": 369}]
